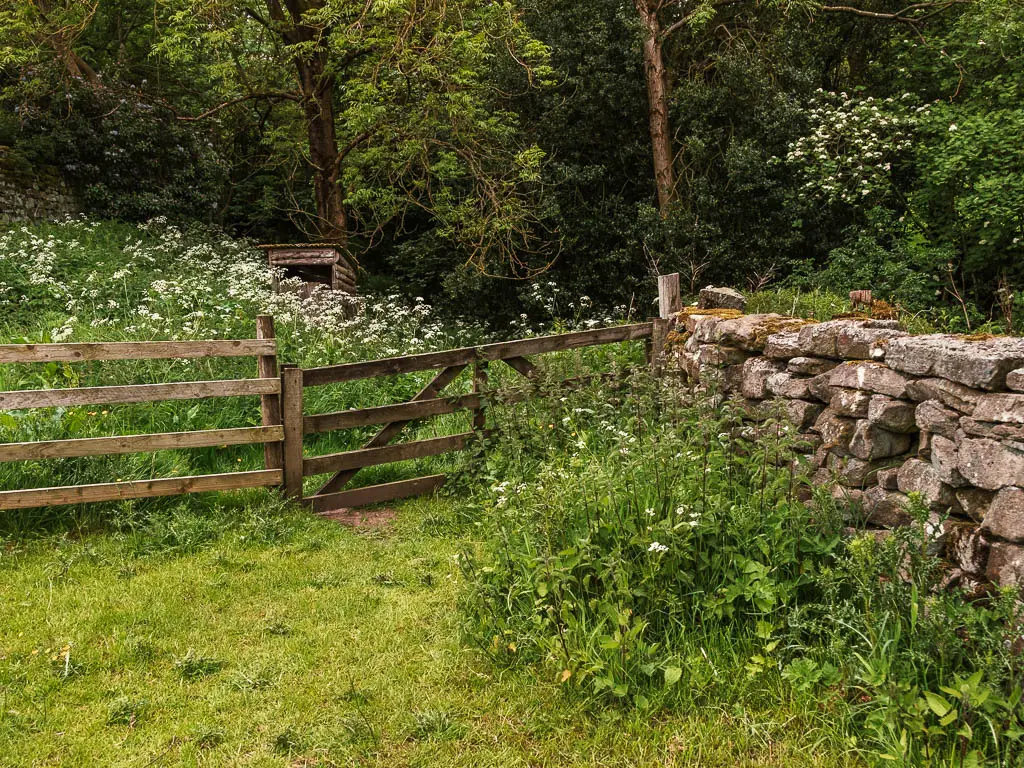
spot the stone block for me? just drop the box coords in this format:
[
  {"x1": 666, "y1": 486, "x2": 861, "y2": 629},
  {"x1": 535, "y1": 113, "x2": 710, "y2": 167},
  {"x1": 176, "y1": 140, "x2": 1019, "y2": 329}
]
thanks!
[
  {"x1": 828, "y1": 455, "x2": 900, "y2": 488},
  {"x1": 905, "y1": 378, "x2": 981, "y2": 413},
  {"x1": 782, "y1": 399, "x2": 825, "y2": 431},
  {"x1": 764, "y1": 331, "x2": 803, "y2": 359},
  {"x1": 867, "y1": 396, "x2": 917, "y2": 433},
  {"x1": 807, "y1": 372, "x2": 839, "y2": 404},
  {"x1": 827, "y1": 361, "x2": 913, "y2": 398},
  {"x1": 708, "y1": 314, "x2": 808, "y2": 353},
  {"x1": 955, "y1": 487, "x2": 994, "y2": 523},
  {"x1": 697, "y1": 285, "x2": 746, "y2": 311},
  {"x1": 960, "y1": 418, "x2": 1024, "y2": 442},
  {"x1": 1007, "y1": 368, "x2": 1024, "y2": 392},
  {"x1": 863, "y1": 486, "x2": 914, "y2": 527},
  {"x1": 793, "y1": 319, "x2": 906, "y2": 360},
  {"x1": 766, "y1": 372, "x2": 812, "y2": 400},
  {"x1": 739, "y1": 357, "x2": 785, "y2": 400},
  {"x1": 886, "y1": 335, "x2": 1024, "y2": 391},
  {"x1": 849, "y1": 421, "x2": 914, "y2": 461},
  {"x1": 914, "y1": 399, "x2": 961, "y2": 439},
  {"x1": 985, "y1": 541, "x2": 1024, "y2": 588},
  {"x1": 931, "y1": 435, "x2": 968, "y2": 487},
  {"x1": 695, "y1": 344, "x2": 750, "y2": 368},
  {"x1": 972, "y1": 393, "x2": 1024, "y2": 424},
  {"x1": 787, "y1": 357, "x2": 840, "y2": 376},
  {"x1": 877, "y1": 466, "x2": 901, "y2": 490},
  {"x1": 831, "y1": 388, "x2": 872, "y2": 418},
  {"x1": 980, "y1": 487, "x2": 1024, "y2": 543},
  {"x1": 897, "y1": 458, "x2": 959, "y2": 511},
  {"x1": 811, "y1": 408, "x2": 857, "y2": 456},
  {"x1": 944, "y1": 521, "x2": 989, "y2": 576},
  {"x1": 956, "y1": 438, "x2": 1024, "y2": 491}
]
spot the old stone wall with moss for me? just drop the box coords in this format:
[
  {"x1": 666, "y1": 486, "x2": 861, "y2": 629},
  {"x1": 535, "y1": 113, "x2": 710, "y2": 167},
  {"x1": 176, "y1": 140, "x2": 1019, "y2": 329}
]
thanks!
[
  {"x1": 0, "y1": 150, "x2": 79, "y2": 223},
  {"x1": 673, "y1": 310, "x2": 1024, "y2": 592}
]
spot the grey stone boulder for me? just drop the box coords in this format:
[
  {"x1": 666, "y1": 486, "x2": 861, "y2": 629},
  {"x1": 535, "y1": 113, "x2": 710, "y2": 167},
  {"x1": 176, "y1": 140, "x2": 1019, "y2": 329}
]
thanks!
[
  {"x1": 850, "y1": 421, "x2": 914, "y2": 461},
  {"x1": 956, "y1": 487, "x2": 995, "y2": 523},
  {"x1": 931, "y1": 435, "x2": 968, "y2": 487},
  {"x1": 766, "y1": 372, "x2": 812, "y2": 400},
  {"x1": 985, "y1": 541, "x2": 1024, "y2": 588},
  {"x1": 867, "y1": 396, "x2": 917, "y2": 433},
  {"x1": 831, "y1": 388, "x2": 872, "y2": 418},
  {"x1": 695, "y1": 344, "x2": 750, "y2": 368},
  {"x1": 863, "y1": 486, "x2": 914, "y2": 527},
  {"x1": 829, "y1": 455, "x2": 901, "y2": 488},
  {"x1": 957, "y1": 438, "x2": 1024, "y2": 490},
  {"x1": 739, "y1": 357, "x2": 785, "y2": 400},
  {"x1": 980, "y1": 487, "x2": 1024, "y2": 543},
  {"x1": 905, "y1": 377, "x2": 981, "y2": 413},
  {"x1": 897, "y1": 458, "x2": 960, "y2": 511},
  {"x1": 698, "y1": 285, "x2": 747, "y2": 311},
  {"x1": 787, "y1": 356, "x2": 840, "y2": 376},
  {"x1": 812, "y1": 408, "x2": 858, "y2": 456},
  {"x1": 914, "y1": 399, "x2": 961, "y2": 439},
  {"x1": 807, "y1": 372, "x2": 839, "y2": 404},
  {"x1": 1007, "y1": 368, "x2": 1024, "y2": 392},
  {"x1": 886, "y1": 335, "x2": 1024, "y2": 391},
  {"x1": 972, "y1": 393, "x2": 1024, "y2": 424},
  {"x1": 827, "y1": 361, "x2": 913, "y2": 398}
]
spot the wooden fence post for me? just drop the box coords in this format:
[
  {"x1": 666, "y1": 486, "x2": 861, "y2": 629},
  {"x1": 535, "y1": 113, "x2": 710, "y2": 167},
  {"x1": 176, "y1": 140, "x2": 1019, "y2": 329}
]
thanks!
[
  {"x1": 649, "y1": 317, "x2": 671, "y2": 375},
  {"x1": 256, "y1": 315, "x2": 283, "y2": 478},
  {"x1": 281, "y1": 365, "x2": 305, "y2": 500},
  {"x1": 472, "y1": 359, "x2": 488, "y2": 430},
  {"x1": 658, "y1": 273, "x2": 681, "y2": 319}
]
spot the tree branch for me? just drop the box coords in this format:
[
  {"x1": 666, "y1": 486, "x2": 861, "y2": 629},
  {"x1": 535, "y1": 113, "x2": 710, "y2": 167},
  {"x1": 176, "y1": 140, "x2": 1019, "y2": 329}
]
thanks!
[
  {"x1": 818, "y1": 1, "x2": 969, "y2": 25},
  {"x1": 177, "y1": 91, "x2": 301, "y2": 121}
]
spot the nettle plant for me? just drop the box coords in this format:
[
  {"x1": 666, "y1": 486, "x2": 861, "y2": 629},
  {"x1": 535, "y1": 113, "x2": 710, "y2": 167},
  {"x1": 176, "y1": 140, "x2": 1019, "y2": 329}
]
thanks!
[
  {"x1": 783, "y1": 91, "x2": 920, "y2": 207},
  {"x1": 461, "y1": 373, "x2": 839, "y2": 702}
]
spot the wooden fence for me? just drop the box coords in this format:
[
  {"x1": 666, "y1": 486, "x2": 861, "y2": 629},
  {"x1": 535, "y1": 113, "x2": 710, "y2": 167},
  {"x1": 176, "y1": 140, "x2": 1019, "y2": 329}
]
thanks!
[
  {"x1": 0, "y1": 316, "x2": 284, "y2": 511},
  {"x1": 0, "y1": 315, "x2": 671, "y2": 514}
]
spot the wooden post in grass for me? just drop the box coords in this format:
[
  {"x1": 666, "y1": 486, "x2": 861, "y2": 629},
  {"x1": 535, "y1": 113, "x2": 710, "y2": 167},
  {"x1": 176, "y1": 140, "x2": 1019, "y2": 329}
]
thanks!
[
  {"x1": 256, "y1": 315, "x2": 283, "y2": 478},
  {"x1": 649, "y1": 317, "x2": 670, "y2": 376},
  {"x1": 472, "y1": 360, "x2": 488, "y2": 430},
  {"x1": 281, "y1": 365, "x2": 305, "y2": 500},
  {"x1": 658, "y1": 273, "x2": 681, "y2": 319}
]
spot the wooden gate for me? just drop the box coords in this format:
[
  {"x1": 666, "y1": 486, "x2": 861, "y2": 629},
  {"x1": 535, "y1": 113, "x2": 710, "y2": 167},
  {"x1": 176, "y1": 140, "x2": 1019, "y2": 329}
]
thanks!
[{"x1": 281, "y1": 322, "x2": 656, "y2": 513}]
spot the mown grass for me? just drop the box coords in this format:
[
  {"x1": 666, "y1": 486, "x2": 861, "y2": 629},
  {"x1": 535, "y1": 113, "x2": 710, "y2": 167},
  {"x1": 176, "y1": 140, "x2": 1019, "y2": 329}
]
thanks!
[{"x1": 0, "y1": 494, "x2": 860, "y2": 767}]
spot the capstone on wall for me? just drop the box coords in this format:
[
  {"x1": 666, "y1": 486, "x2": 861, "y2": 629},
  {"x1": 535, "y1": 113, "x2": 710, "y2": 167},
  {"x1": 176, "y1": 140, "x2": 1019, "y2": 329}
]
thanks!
[{"x1": 672, "y1": 309, "x2": 1024, "y2": 592}]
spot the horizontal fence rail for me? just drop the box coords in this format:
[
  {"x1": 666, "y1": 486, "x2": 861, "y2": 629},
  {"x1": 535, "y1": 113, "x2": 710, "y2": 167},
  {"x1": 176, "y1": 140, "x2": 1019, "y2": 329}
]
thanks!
[{"x1": 0, "y1": 317, "x2": 285, "y2": 512}]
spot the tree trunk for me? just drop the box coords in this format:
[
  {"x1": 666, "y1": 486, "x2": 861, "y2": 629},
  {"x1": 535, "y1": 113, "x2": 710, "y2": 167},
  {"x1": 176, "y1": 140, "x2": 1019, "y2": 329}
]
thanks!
[
  {"x1": 634, "y1": 0, "x2": 677, "y2": 216},
  {"x1": 269, "y1": 0, "x2": 348, "y2": 244}
]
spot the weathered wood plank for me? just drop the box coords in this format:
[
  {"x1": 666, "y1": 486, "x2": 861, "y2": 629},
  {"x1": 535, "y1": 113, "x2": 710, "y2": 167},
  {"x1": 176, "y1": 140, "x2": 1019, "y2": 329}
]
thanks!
[
  {"x1": 0, "y1": 378, "x2": 281, "y2": 410},
  {"x1": 472, "y1": 361, "x2": 488, "y2": 430},
  {"x1": 658, "y1": 273, "x2": 681, "y2": 319},
  {"x1": 302, "y1": 348, "x2": 478, "y2": 387},
  {"x1": 300, "y1": 323, "x2": 652, "y2": 386},
  {"x1": 309, "y1": 475, "x2": 446, "y2": 513},
  {"x1": 313, "y1": 365, "x2": 466, "y2": 496},
  {"x1": 477, "y1": 323, "x2": 653, "y2": 361},
  {"x1": 281, "y1": 366, "x2": 305, "y2": 499},
  {"x1": 256, "y1": 315, "x2": 283, "y2": 474},
  {"x1": 0, "y1": 426, "x2": 284, "y2": 463},
  {"x1": 303, "y1": 432, "x2": 473, "y2": 477},
  {"x1": 303, "y1": 392, "x2": 481, "y2": 434},
  {"x1": 503, "y1": 356, "x2": 537, "y2": 378},
  {"x1": 0, "y1": 470, "x2": 283, "y2": 511},
  {"x1": 0, "y1": 339, "x2": 276, "y2": 364}
]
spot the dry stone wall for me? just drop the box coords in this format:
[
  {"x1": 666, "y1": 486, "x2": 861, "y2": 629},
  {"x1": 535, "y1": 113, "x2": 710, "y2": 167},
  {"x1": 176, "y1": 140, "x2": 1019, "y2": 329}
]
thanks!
[
  {"x1": 0, "y1": 151, "x2": 79, "y2": 223},
  {"x1": 673, "y1": 310, "x2": 1024, "y2": 591}
]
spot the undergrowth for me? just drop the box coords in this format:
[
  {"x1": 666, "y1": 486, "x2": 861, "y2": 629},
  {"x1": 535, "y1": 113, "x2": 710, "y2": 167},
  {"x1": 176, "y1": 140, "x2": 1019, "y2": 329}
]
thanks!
[{"x1": 460, "y1": 373, "x2": 1024, "y2": 766}]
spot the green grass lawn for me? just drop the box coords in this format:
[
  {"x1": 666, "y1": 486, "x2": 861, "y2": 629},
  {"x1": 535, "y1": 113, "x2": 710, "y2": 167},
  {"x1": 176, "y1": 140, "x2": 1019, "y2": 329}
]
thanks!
[{"x1": 0, "y1": 493, "x2": 861, "y2": 768}]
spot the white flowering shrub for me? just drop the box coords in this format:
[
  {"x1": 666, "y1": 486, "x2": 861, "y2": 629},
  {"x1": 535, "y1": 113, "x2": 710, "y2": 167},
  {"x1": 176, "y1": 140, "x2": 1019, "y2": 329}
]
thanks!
[{"x1": 782, "y1": 91, "x2": 921, "y2": 206}]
